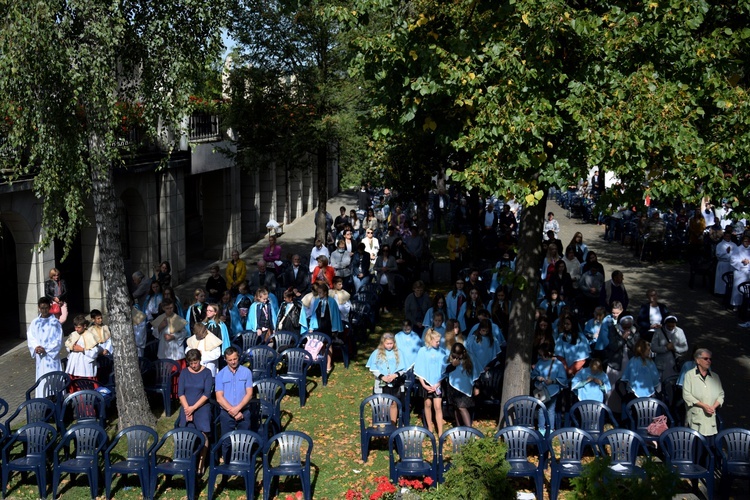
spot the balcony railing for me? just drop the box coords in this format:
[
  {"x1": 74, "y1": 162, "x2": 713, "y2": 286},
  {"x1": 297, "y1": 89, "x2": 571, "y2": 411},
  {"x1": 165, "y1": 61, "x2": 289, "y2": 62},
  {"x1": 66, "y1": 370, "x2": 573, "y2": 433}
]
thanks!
[{"x1": 188, "y1": 112, "x2": 221, "y2": 142}]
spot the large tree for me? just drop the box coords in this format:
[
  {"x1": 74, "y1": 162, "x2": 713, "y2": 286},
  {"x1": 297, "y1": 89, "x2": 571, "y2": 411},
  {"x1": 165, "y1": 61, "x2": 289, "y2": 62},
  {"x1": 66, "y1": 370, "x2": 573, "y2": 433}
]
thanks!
[
  {"x1": 343, "y1": 0, "x2": 750, "y2": 413},
  {"x1": 0, "y1": 0, "x2": 228, "y2": 428},
  {"x1": 228, "y1": 0, "x2": 366, "y2": 242}
]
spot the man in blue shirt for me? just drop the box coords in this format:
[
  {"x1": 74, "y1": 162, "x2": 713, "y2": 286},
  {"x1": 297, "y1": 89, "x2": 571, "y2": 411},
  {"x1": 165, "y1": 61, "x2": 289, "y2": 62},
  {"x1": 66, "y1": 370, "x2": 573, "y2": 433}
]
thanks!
[{"x1": 215, "y1": 346, "x2": 254, "y2": 462}]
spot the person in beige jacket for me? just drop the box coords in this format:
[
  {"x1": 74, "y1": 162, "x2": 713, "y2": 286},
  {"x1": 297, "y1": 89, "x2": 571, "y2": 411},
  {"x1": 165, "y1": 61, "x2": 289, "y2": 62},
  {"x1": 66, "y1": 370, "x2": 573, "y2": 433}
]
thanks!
[{"x1": 683, "y1": 348, "x2": 724, "y2": 442}]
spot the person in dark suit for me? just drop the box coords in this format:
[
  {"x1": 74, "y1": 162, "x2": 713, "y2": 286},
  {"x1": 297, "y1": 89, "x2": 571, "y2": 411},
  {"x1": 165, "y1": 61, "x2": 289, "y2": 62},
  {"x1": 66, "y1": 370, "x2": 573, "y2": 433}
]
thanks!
[
  {"x1": 283, "y1": 254, "x2": 310, "y2": 298},
  {"x1": 248, "y1": 260, "x2": 277, "y2": 296}
]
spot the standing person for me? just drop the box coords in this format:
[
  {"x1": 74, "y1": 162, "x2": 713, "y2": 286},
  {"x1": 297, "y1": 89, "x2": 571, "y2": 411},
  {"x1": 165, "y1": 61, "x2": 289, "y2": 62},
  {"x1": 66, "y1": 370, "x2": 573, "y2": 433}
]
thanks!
[
  {"x1": 414, "y1": 328, "x2": 448, "y2": 436},
  {"x1": 152, "y1": 299, "x2": 189, "y2": 365},
  {"x1": 226, "y1": 250, "x2": 247, "y2": 295},
  {"x1": 683, "y1": 348, "x2": 724, "y2": 442},
  {"x1": 366, "y1": 333, "x2": 406, "y2": 424},
  {"x1": 152, "y1": 261, "x2": 172, "y2": 289},
  {"x1": 731, "y1": 235, "x2": 750, "y2": 313},
  {"x1": 531, "y1": 343, "x2": 567, "y2": 436},
  {"x1": 205, "y1": 265, "x2": 227, "y2": 304},
  {"x1": 142, "y1": 281, "x2": 164, "y2": 322},
  {"x1": 543, "y1": 212, "x2": 560, "y2": 241},
  {"x1": 619, "y1": 340, "x2": 661, "y2": 407},
  {"x1": 404, "y1": 281, "x2": 431, "y2": 335},
  {"x1": 131, "y1": 270, "x2": 151, "y2": 305},
  {"x1": 215, "y1": 347, "x2": 254, "y2": 463},
  {"x1": 186, "y1": 323, "x2": 223, "y2": 376},
  {"x1": 185, "y1": 288, "x2": 208, "y2": 330},
  {"x1": 262, "y1": 235, "x2": 283, "y2": 276},
  {"x1": 284, "y1": 254, "x2": 311, "y2": 298},
  {"x1": 44, "y1": 268, "x2": 68, "y2": 324},
  {"x1": 444, "y1": 342, "x2": 477, "y2": 427},
  {"x1": 330, "y1": 239, "x2": 353, "y2": 286},
  {"x1": 247, "y1": 287, "x2": 278, "y2": 343},
  {"x1": 600, "y1": 270, "x2": 629, "y2": 312},
  {"x1": 177, "y1": 349, "x2": 213, "y2": 475},
  {"x1": 309, "y1": 239, "x2": 330, "y2": 274},
  {"x1": 373, "y1": 245, "x2": 398, "y2": 314},
  {"x1": 248, "y1": 260, "x2": 277, "y2": 296},
  {"x1": 570, "y1": 359, "x2": 610, "y2": 403},
  {"x1": 203, "y1": 303, "x2": 231, "y2": 353},
  {"x1": 604, "y1": 314, "x2": 638, "y2": 413},
  {"x1": 350, "y1": 243, "x2": 371, "y2": 293},
  {"x1": 27, "y1": 297, "x2": 63, "y2": 397},
  {"x1": 361, "y1": 228, "x2": 380, "y2": 268},
  {"x1": 64, "y1": 315, "x2": 99, "y2": 386},
  {"x1": 394, "y1": 320, "x2": 423, "y2": 370},
  {"x1": 276, "y1": 289, "x2": 308, "y2": 334},
  {"x1": 445, "y1": 279, "x2": 467, "y2": 321},
  {"x1": 311, "y1": 255, "x2": 335, "y2": 289},
  {"x1": 636, "y1": 289, "x2": 670, "y2": 342},
  {"x1": 650, "y1": 315, "x2": 689, "y2": 381}
]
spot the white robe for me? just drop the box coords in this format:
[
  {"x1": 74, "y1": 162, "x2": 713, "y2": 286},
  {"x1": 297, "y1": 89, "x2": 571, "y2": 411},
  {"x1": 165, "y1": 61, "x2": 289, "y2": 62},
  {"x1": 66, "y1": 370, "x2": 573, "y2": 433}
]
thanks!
[
  {"x1": 715, "y1": 240, "x2": 736, "y2": 295},
  {"x1": 730, "y1": 243, "x2": 750, "y2": 306},
  {"x1": 65, "y1": 336, "x2": 99, "y2": 378},
  {"x1": 152, "y1": 315, "x2": 188, "y2": 361},
  {"x1": 27, "y1": 315, "x2": 63, "y2": 397}
]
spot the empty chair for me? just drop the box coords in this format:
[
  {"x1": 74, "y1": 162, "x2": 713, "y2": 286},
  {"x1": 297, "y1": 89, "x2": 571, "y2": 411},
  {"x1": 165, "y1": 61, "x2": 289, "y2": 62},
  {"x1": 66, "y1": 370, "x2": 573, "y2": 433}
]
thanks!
[
  {"x1": 268, "y1": 330, "x2": 300, "y2": 354},
  {"x1": 360, "y1": 394, "x2": 402, "y2": 462},
  {"x1": 438, "y1": 426, "x2": 484, "y2": 483},
  {"x1": 494, "y1": 426, "x2": 546, "y2": 500},
  {"x1": 151, "y1": 427, "x2": 206, "y2": 500},
  {"x1": 548, "y1": 428, "x2": 597, "y2": 500},
  {"x1": 502, "y1": 395, "x2": 550, "y2": 436},
  {"x1": 659, "y1": 427, "x2": 714, "y2": 499},
  {"x1": 597, "y1": 428, "x2": 650, "y2": 478},
  {"x1": 623, "y1": 397, "x2": 675, "y2": 445},
  {"x1": 253, "y1": 378, "x2": 286, "y2": 437},
  {"x1": 299, "y1": 332, "x2": 332, "y2": 386},
  {"x1": 104, "y1": 425, "x2": 158, "y2": 500},
  {"x1": 263, "y1": 431, "x2": 313, "y2": 500},
  {"x1": 247, "y1": 345, "x2": 279, "y2": 381},
  {"x1": 59, "y1": 389, "x2": 107, "y2": 432},
  {"x1": 5, "y1": 398, "x2": 57, "y2": 431},
  {"x1": 208, "y1": 430, "x2": 263, "y2": 500},
  {"x1": 569, "y1": 400, "x2": 616, "y2": 441},
  {"x1": 143, "y1": 358, "x2": 181, "y2": 417},
  {"x1": 52, "y1": 423, "x2": 108, "y2": 499},
  {"x1": 715, "y1": 428, "x2": 750, "y2": 497},
  {"x1": 388, "y1": 426, "x2": 438, "y2": 485},
  {"x1": 1, "y1": 422, "x2": 57, "y2": 499},
  {"x1": 277, "y1": 348, "x2": 313, "y2": 407},
  {"x1": 25, "y1": 370, "x2": 70, "y2": 412}
]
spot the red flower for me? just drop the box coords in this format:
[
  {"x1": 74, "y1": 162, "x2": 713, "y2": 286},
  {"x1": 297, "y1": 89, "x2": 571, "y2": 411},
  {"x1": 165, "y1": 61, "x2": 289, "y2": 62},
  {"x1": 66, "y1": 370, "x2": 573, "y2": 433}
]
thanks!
[
  {"x1": 423, "y1": 476, "x2": 434, "y2": 486},
  {"x1": 295, "y1": 492, "x2": 304, "y2": 500}
]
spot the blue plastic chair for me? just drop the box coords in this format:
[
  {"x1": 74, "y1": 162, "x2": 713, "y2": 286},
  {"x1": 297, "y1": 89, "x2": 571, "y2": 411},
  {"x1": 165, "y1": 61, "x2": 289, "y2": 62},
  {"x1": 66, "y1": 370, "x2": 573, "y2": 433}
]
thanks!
[
  {"x1": 715, "y1": 428, "x2": 750, "y2": 497},
  {"x1": 4, "y1": 398, "x2": 57, "y2": 431},
  {"x1": 208, "y1": 430, "x2": 263, "y2": 500},
  {"x1": 277, "y1": 348, "x2": 313, "y2": 407},
  {"x1": 495, "y1": 426, "x2": 547, "y2": 500},
  {"x1": 597, "y1": 428, "x2": 650, "y2": 478},
  {"x1": 269, "y1": 330, "x2": 301, "y2": 354},
  {"x1": 569, "y1": 400, "x2": 616, "y2": 442},
  {"x1": 25, "y1": 370, "x2": 70, "y2": 405},
  {"x1": 299, "y1": 332, "x2": 332, "y2": 386},
  {"x1": 388, "y1": 426, "x2": 438, "y2": 485},
  {"x1": 151, "y1": 427, "x2": 206, "y2": 500},
  {"x1": 502, "y1": 395, "x2": 549, "y2": 436},
  {"x1": 548, "y1": 428, "x2": 597, "y2": 500},
  {"x1": 1, "y1": 422, "x2": 57, "y2": 499},
  {"x1": 247, "y1": 345, "x2": 279, "y2": 381},
  {"x1": 262, "y1": 431, "x2": 313, "y2": 500},
  {"x1": 438, "y1": 426, "x2": 484, "y2": 483},
  {"x1": 59, "y1": 389, "x2": 107, "y2": 432},
  {"x1": 623, "y1": 397, "x2": 675, "y2": 446},
  {"x1": 0, "y1": 398, "x2": 8, "y2": 420},
  {"x1": 239, "y1": 330, "x2": 266, "y2": 350},
  {"x1": 253, "y1": 377, "x2": 286, "y2": 438},
  {"x1": 659, "y1": 427, "x2": 715, "y2": 499},
  {"x1": 104, "y1": 425, "x2": 158, "y2": 499},
  {"x1": 52, "y1": 423, "x2": 108, "y2": 499},
  {"x1": 143, "y1": 358, "x2": 181, "y2": 417},
  {"x1": 360, "y1": 394, "x2": 402, "y2": 462}
]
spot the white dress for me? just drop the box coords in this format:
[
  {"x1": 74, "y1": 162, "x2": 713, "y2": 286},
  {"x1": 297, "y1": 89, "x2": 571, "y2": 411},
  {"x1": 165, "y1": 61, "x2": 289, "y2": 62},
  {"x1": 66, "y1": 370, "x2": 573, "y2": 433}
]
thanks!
[
  {"x1": 27, "y1": 314, "x2": 63, "y2": 397},
  {"x1": 714, "y1": 239, "x2": 736, "y2": 295},
  {"x1": 65, "y1": 333, "x2": 99, "y2": 378},
  {"x1": 730, "y1": 243, "x2": 750, "y2": 306},
  {"x1": 151, "y1": 314, "x2": 189, "y2": 361}
]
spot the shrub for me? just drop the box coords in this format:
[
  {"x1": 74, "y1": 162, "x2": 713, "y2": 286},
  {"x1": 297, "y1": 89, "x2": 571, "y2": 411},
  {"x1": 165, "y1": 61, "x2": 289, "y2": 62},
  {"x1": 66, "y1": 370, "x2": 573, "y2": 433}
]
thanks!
[{"x1": 570, "y1": 455, "x2": 679, "y2": 498}]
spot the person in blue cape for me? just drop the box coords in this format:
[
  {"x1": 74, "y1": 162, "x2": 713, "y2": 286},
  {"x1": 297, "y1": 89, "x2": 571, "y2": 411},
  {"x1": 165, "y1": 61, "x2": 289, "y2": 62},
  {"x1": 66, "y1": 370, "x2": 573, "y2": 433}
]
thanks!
[
  {"x1": 570, "y1": 358, "x2": 610, "y2": 403},
  {"x1": 185, "y1": 288, "x2": 207, "y2": 330},
  {"x1": 444, "y1": 342, "x2": 476, "y2": 426},
  {"x1": 203, "y1": 303, "x2": 231, "y2": 353},
  {"x1": 465, "y1": 319, "x2": 502, "y2": 382},
  {"x1": 414, "y1": 328, "x2": 448, "y2": 436},
  {"x1": 246, "y1": 287, "x2": 279, "y2": 343},
  {"x1": 230, "y1": 282, "x2": 254, "y2": 336},
  {"x1": 531, "y1": 343, "x2": 568, "y2": 435},
  {"x1": 366, "y1": 333, "x2": 407, "y2": 425},
  {"x1": 308, "y1": 283, "x2": 343, "y2": 374},
  {"x1": 394, "y1": 320, "x2": 423, "y2": 369}
]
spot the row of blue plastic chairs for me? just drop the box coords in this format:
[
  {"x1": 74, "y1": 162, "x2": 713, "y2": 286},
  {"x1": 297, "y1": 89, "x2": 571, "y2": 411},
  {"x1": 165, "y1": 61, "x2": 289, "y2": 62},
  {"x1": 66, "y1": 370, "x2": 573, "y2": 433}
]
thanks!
[
  {"x1": 375, "y1": 421, "x2": 748, "y2": 500},
  {"x1": 1, "y1": 421, "x2": 313, "y2": 500}
]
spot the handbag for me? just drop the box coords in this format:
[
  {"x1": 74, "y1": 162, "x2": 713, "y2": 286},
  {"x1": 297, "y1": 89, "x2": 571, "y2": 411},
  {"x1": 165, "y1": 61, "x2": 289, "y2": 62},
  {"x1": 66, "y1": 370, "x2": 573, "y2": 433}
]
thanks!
[
  {"x1": 646, "y1": 415, "x2": 669, "y2": 436},
  {"x1": 49, "y1": 302, "x2": 62, "y2": 315},
  {"x1": 532, "y1": 359, "x2": 555, "y2": 403}
]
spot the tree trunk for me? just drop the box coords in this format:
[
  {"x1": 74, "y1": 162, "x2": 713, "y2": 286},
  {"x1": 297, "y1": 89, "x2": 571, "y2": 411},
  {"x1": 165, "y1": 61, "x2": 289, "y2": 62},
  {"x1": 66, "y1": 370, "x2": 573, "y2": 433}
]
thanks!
[
  {"x1": 499, "y1": 194, "x2": 547, "y2": 426},
  {"x1": 315, "y1": 143, "x2": 328, "y2": 244},
  {"x1": 90, "y1": 162, "x2": 156, "y2": 430}
]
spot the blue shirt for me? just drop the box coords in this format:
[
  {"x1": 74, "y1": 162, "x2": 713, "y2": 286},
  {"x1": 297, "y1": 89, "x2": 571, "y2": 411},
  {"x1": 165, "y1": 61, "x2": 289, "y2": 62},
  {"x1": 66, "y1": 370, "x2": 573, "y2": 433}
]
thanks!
[{"x1": 215, "y1": 364, "x2": 253, "y2": 407}]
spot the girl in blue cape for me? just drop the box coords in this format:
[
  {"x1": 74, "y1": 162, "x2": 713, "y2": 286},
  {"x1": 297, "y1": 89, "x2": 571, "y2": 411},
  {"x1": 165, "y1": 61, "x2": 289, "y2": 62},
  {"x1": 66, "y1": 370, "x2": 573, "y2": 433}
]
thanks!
[
  {"x1": 230, "y1": 283, "x2": 254, "y2": 335},
  {"x1": 444, "y1": 342, "x2": 476, "y2": 426},
  {"x1": 394, "y1": 320, "x2": 423, "y2": 369},
  {"x1": 246, "y1": 287, "x2": 279, "y2": 343},
  {"x1": 414, "y1": 328, "x2": 448, "y2": 436},
  {"x1": 571, "y1": 358, "x2": 610, "y2": 403},
  {"x1": 531, "y1": 343, "x2": 568, "y2": 435},
  {"x1": 366, "y1": 333, "x2": 406, "y2": 425},
  {"x1": 464, "y1": 319, "x2": 502, "y2": 382},
  {"x1": 203, "y1": 303, "x2": 231, "y2": 352}
]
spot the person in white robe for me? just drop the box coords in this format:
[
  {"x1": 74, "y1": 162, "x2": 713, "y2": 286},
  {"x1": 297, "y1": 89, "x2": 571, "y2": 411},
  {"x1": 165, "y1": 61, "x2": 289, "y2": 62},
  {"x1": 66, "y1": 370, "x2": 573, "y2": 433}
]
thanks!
[
  {"x1": 151, "y1": 299, "x2": 189, "y2": 362},
  {"x1": 88, "y1": 309, "x2": 114, "y2": 355},
  {"x1": 132, "y1": 306, "x2": 148, "y2": 357},
  {"x1": 714, "y1": 229, "x2": 736, "y2": 295},
  {"x1": 185, "y1": 323, "x2": 223, "y2": 376},
  {"x1": 65, "y1": 315, "x2": 100, "y2": 380},
  {"x1": 731, "y1": 235, "x2": 750, "y2": 310},
  {"x1": 27, "y1": 297, "x2": 63, "y2": 397}
]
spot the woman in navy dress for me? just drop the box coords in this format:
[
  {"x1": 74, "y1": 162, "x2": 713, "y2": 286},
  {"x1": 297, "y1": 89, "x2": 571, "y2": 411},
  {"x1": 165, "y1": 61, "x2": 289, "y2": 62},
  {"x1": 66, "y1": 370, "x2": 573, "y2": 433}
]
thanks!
[{"x1": 178, "y1": 349, "x2": 214, "y2": 475}]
